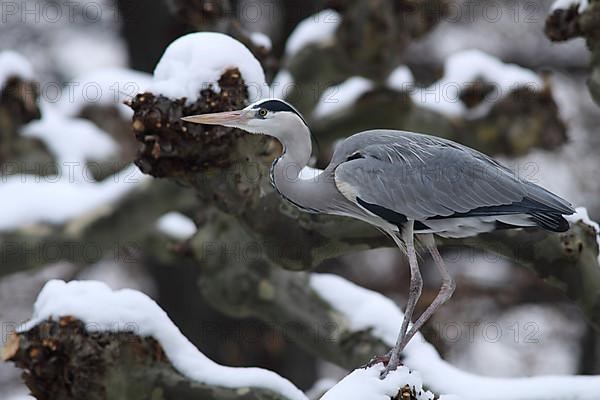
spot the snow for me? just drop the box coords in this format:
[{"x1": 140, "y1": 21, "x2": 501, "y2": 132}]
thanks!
[
  {"x1": 3, "y1": 387, "x2": 34, "y2": 400},
  {"x1": 0, "y1": 164, "x2": 146, "y2": 230},
  {"x1": 0, "y1": 263, "x2": 75, "y2": 398},
  {"x1": 0, "y1": 51, "x2": 34, "y2": 89},
  {"x1": 58, "y1": 67, "x2": 152, "y2": 119},
  {"x1": 310, "y1": 273, "x2": 405, "y2": 346},
  {"x1": 0, "y1": 1, "x2": 128, "y2": 86},
  {"x1": 551, "y1": 0, "x2": 589, "y2": 12},
  {"x1": 404, "y1": 339, "x2": 600, "y2": 400},
  {"x1": 285, "y1": 10, "x2": 341, "y2": 57},
  {"x1": 77, "y1": 261, "x2": 157, "y2": 296},
  {"x1": 50, "y1": 33, "x2": 129, "y2": 80},
  {"x1": 311, "y1": 272, "x2": 600, "y2": 400},
  {"x1": 313, "y1": 77, "x2": 373, "y2": 118},
  {"x1": 22, "y1": 103, "x2": 119, "y2": 170},
  {"x1": 412, "y1": 50, "x2": 542, "y2": 118},
  {"x1": 449, "y1": 304, "x2": 585, "y2": 377},
  {"x1": 156, "y1": 212, "x2": 197, "y2": 240},
  {"x1": 448, "y1": 254, "x2": 513, "y2": 288},
  {"x1": 321, "y1": 364, "x2": 439, "y2": 400},
  {"x1": 19, "y1": 279, "x2": 467, "y2": 400},
  {"x1": 249, "y1": 32, "x2": 272, "y2": 50},
  {"x1": 306, "y1": 378, "x2": 337, "y2": 399},
  {"x1": 21, "y1": 280, "x2": 308, "y2": 400},
  {"x1": 565, "y1": 207, "x2": 600, "y2": 264},
  {"x1": 150, "y1": 32, "x2": 267, "y2": 104},
  {"x1": 386, "y1": 65, "x2": 415, "y2": 92},
  {"x1": 270, "y1": 69, "x2": 295, "y2": 100}
]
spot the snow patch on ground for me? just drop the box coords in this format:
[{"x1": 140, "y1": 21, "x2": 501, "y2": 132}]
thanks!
[
  {"x1": 313, "y1": 77, "x2": 373, "y2": 118},
  {"x1": 0, "y1": 164, "x2": 146, "y2": 230},
  {"x1": 285, "y1": 10, "x2": 341, "y2": 57},
  {"x1": 0, "y1": 51, "x2": 34, "y2": 89},
  {"x1": 58, "y1": 67, "x2": 152, "y2": 119},
  {"x1": 412, "y1": 49, "x2": 542, "y2": 118},
  {"x1": 151, "y1": 32, "x2": 267, "y2": 103},
  {"x1": 156, "y1": 212, "x2": 197, "y2": 240},
  {"x1": 311, "y1": 272, "x2": 600, "y2": 400},
  {"x1": 21, "y1": 280, "x2": 308, "y2": 400}
]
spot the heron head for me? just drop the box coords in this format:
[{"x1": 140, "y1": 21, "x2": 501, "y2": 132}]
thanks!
[{"x1": 181, "y1": 99, "x2": 308, "y2": 138}]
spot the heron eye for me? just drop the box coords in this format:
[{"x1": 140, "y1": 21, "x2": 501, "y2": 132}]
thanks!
[{"x1": 258, "y1": 108, "x2": 268, "y2": 117}]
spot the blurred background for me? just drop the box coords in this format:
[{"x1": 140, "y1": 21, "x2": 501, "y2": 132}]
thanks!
[{"x1": 1, "y1": 0, "x2": 599, "y2": 398}]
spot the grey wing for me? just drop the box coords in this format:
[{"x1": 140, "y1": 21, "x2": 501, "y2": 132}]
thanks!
[{"x1": 333, "y1": 135, "x2": 574, "y2": 229}]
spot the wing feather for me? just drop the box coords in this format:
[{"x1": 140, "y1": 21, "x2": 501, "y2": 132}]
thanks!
[{"x1": 332, "y1": 131, "x2": 573, "y2": 222}]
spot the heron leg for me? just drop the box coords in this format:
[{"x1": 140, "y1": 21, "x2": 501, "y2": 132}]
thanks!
[
  {"x1": 399, "y1": 234, "x2": 456, "y2": 350},
  {"x1": 381, "y1": 221, "x2": 422, "y2": 379}
]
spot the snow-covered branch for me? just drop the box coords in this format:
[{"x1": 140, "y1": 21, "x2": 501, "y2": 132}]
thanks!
[
  {"x1": 444, "y1": 208, "x2": 600, "y2": 330},
  {"x1": 3, "y1": 10, "x2": 600, "y2": 400},
  {"x1": 546, "y1": 0, "x2": 600, "y2": 105},
  {"x1": 8, "y1": 275, "x2": 600, "y2": 400},
  {"x1": 126, "y1": 33, "x2": 600, "y2": 333},
  {"x1": 311, "y1": 273, "x2": 600, "y2": 400},
  {"x1": 0, "y1": 51, "x2": 50, "y2": 173},
  {"x1": 3, "y1": 280, "x2": 308, "y2": 400},
  {"x1": 141, "y1": 207, "x2": 600, "y2": 399},
  {"x1": 3, "y1": 280, "x2": 442, "y2": 400},
  {"x1": 166, "y1": 0, "x2": 278, "y2": 78},
  {"x1": 0, "y1": 177, "x2": 197, "y2": 276}
]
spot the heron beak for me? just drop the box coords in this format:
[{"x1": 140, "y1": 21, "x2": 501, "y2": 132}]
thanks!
[{"x1": 181, "y1": 110, "x2": 248, "y2": 126}]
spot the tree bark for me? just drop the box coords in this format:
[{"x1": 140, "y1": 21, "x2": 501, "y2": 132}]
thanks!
[
  {"x1": 4, "y1": 318, "x2": 301, "y2": 400},
  {"x1": 546, "y1": 0, "x2": 600, "y2": 105},
  {"x1": 0, "y1": 179, "x2": 197, "y2": 276}
]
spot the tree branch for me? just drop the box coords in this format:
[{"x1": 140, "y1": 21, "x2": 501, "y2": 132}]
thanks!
[
  {"x1": 3, "y1": 282, "x2": 438, "y2": 400},
  {"x1": 4, "y1": 318, "x2": 303, "y2": 400},
  {"x1": 311, "y1": 84, "x2": 567, "y2": 158},
  {"x1": 0, "y1": 76, "x2": 55, "y2": 175},
  {"x1": 128, "y1": 68, "x2": 600, "y2": 333},
  {"x1": 0, "y1": 178, "x2": 197, "y2": 276},
  {"x1": 546, "y1": 0, "x2": 600, "y2": 106}
]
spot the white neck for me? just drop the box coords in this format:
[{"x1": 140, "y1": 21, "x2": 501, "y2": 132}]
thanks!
[{"x1": 270, "y1": 120, "x2": 320, "y2": 211}]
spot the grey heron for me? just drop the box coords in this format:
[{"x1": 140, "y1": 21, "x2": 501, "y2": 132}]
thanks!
[{"x1": 182, "y1": 98, "x2": 575, "y2": 378}]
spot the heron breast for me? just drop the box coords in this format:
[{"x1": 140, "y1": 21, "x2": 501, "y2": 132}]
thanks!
[{"x1": 333, "y1": 175, "x2": 359, "y2": 203}]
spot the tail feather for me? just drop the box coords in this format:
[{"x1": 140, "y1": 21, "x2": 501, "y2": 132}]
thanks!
[
  {"x1": 529, "y1": 211, "x2": 570, "y2": 232},
  {"x1": 524, "y1": 183, "x2": 575, "y2": 215},
  {"x1": 522, "y1": 182, "x2": 574, "y2": 232}
]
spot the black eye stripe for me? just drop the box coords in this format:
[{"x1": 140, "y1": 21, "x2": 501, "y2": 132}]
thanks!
[{"x1": 251, "y1": 100, "x2": 308, "y2": 126}]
